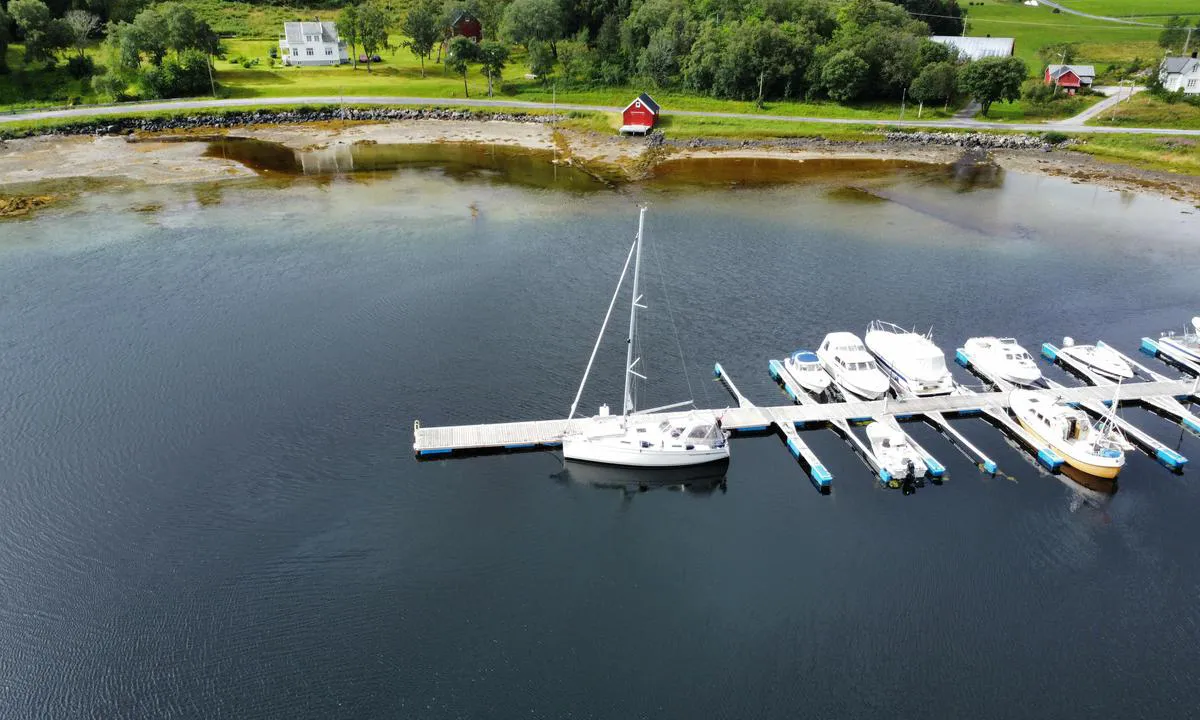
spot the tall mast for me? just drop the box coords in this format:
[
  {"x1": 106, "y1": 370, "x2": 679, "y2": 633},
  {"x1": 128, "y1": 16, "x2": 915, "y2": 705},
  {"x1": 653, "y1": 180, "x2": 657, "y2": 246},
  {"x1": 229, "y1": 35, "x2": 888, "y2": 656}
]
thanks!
[{"x1": 623, "y1": 207, "x2": 647, "y2": 416}]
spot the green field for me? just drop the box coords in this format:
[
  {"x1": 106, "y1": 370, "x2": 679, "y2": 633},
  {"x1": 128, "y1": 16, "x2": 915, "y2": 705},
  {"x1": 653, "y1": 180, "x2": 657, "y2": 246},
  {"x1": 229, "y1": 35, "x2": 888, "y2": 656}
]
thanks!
[
  {"x1": 1054, "y1": 0, "x2": 1200, "y2": 19},
  {"x1": 1086, "y1": 94, "x2": 1200, "y2": 130},
  {"x1": 966, "y1": 0, "x2": 1163, "y2": 71}
]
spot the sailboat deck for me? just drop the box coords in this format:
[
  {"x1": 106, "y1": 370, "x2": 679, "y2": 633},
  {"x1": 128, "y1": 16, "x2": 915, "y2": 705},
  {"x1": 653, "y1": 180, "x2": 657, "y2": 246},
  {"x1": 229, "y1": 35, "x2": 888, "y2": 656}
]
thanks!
[{"x1": 413, "y1": 379, "x2": 1196, "y2": 455}]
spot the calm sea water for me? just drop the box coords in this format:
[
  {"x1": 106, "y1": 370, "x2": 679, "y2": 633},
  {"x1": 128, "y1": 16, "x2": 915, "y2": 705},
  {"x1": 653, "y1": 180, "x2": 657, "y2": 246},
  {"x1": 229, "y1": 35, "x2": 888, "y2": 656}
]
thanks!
[{"x1": 2, "y1": 158, "x2": 1199, "y2": 719}]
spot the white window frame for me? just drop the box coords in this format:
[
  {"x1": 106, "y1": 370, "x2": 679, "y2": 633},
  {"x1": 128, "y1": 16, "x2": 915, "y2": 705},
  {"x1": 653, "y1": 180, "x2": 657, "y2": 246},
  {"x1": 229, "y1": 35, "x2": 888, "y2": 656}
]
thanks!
[{"x1": 306, "y1": 47, "x2": 314, "y2": 56}]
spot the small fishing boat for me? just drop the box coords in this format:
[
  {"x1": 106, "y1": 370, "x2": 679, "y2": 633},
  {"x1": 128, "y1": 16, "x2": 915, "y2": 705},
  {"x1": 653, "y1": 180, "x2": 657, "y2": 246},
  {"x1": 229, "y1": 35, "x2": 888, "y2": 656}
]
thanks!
[
  {"x1": 816, "y1": 332, "x2": 890, "y2": 400},
  {"x1": 1158, "y1": 317, "x2": 1200, "y2": 366},
  {"x1": 865, "y1": 421, "x2": 928, "y2": 480},
  {"x1": 1056, "y1": 337, "x2": 1133, "y2": 381},
  {"x1": 783, "y1": 350, "x2": 832, "y2": 396},
  {"x1": 962, "y1": 336, "x2": 1043, "y2": 387},
  {"x1": 562, "y1": 208, "x2": 729, "y2": 468},
  {"x1": 864, "y1": 320, "x2": 956, "y2": 397},
  {"x1": 1010, "y1": 389, "x2": 1126, "y2": 479}
]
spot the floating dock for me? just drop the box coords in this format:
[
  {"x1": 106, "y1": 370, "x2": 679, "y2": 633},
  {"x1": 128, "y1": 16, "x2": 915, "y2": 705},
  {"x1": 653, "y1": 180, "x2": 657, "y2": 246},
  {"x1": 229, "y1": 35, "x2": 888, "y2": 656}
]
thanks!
[
  {"x1": 1040, "y1": 343, "x2": 1190, "y2": 470},
  {"x1": 1141, "y1": 336, "x2": 1200, "y2": 381},
  {"x1": 768, "y1": 358, "x2": 946, "y2": 486}
]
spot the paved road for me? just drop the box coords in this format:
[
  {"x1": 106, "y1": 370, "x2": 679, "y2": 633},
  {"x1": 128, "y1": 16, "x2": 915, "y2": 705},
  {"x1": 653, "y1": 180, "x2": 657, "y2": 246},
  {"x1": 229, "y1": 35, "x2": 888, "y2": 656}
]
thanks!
[
  {"x1": 4, "y1": 94, "x2": 1200, "y2": 136},
  {"x1": 1037, "y1": 0, "x2": 1162, "y2": 27}
]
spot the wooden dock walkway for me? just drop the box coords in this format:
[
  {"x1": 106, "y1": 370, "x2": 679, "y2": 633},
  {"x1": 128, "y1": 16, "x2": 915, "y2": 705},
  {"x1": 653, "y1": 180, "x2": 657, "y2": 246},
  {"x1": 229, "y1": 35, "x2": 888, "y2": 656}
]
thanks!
[{"x1": 413, "y1": 376, "x2": 1195, "y2": 458}]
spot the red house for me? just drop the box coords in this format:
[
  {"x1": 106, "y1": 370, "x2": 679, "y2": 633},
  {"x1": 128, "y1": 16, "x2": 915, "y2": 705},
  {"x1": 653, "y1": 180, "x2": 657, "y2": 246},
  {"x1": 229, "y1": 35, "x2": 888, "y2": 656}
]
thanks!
[
  {"x1": 450, "y1": 12, "x2": 483, "y2": 43},
  {"x1": 1044, "y1": 64, "x2": 1095, "y2": 95},
  {"x1": 620, "y1": 93, "x2": 660, "y2": 135}
]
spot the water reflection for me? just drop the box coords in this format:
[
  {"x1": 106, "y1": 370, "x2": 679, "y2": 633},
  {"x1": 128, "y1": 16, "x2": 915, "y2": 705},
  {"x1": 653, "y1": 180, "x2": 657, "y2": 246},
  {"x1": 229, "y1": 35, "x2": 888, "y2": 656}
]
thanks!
[
  {"x1": 202, "y1": 138, "x2": 610, "y2": 191},
  {"x1": 1058, "y1": 464, "x2": 1119, "y2": 512},
  {"x1": 555, "y1": 460, "x2": 729, "y2": 499}
]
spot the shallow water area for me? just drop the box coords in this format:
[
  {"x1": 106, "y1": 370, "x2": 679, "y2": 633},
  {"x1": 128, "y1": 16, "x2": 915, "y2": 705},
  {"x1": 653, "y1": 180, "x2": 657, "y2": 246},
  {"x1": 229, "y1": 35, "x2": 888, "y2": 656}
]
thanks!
[{"x1": 2, "y1": 154, "x2": 1199, "y2": 719}]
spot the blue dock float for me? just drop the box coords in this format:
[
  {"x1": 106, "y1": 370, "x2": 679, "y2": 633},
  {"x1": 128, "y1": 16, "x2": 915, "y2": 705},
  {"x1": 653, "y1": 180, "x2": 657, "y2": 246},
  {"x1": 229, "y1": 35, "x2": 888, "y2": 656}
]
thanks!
[
  {"x1": 1140, "y1": 337, "x2": 1161, "y2": 356},
  {"x1": 419, "y1": 447, "x2": 453, "y2": 456},
  {"x1": 924, "y1": 456, "x2": 946, "y2": 478},
  {"x1": 1156, "y1": 448, "x2": 1188, "y2": 471},
  {"x1": 1040, "y1": 342, "x2": 1058, "y2": 362},
  {"x1": 1037, "y1": 448, "x2": 1065, "y2": 470},
  {"x1": 955, "y1": 348, "x2": 971, "y2": 368}
]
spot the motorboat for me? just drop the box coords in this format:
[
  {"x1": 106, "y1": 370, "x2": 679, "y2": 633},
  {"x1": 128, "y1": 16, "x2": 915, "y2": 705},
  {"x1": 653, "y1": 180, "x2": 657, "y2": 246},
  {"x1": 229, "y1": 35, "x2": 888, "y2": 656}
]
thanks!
[
  {"x1": 865, "y1": 421, "x2": 928, "y2": 480},
  {"x1": 864, "y1": 320, "x2": 956, "y2": 397},
  {"x1": 783, "y1": 350, "x2": 832, "y2": 396},
  {"x1": 1057, "y1": 337, "x2": 1133, "y2": 381},
  {"x1": 1158, "y1": 317, "x2": 1200, "y2": 365},
  {"x1": 1009, "y1": 389, "x2": 1125, "y2": 479},
  {"x1": 816, "y1": 332, "x2": 891, "y2": 400},
  {"x1": 562, "y1": 208, "x2": 729, "y2": 468},
  {"x1": 961, "y1": 336, "x2": 1043, "y2": 387}
]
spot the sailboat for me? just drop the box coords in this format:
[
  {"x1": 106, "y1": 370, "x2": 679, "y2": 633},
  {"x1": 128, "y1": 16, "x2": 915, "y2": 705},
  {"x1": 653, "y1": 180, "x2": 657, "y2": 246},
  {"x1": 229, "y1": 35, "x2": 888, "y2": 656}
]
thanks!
[{"x1": 561, "y1": 208, "x2": 730, "y2": 468}]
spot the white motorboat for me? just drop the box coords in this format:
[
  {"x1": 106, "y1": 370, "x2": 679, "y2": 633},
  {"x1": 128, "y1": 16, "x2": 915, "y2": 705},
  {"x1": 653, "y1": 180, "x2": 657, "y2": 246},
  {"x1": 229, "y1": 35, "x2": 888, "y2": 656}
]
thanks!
[
  {"x1": 1057, "y1": 337, "x2": 1133, "y2": 381},
  {"x1": 864, "y1": 320, "x2": 956, "y2": 397},
  {"x1": 1158, "y1": 317, "x2": 1200, "y2": 365},
  {"x1": 816, "y1": 332, "x2": 890, "y2": 400},
  {"x1": 783, "y1": 350, "x2": 832, "y2": 396},
  {"x1": 562, "y1": 208, "x2": 729, "y2": 468},
  {"x1": 962, "y1": 336, "x2": 1043, "y2": 387},
  {"x1": 1009, "y1": 389, "x2": 1125, "y2": 479},
  {"x1": 865, "y1": 421, "x2": 928, "y2": 480}
]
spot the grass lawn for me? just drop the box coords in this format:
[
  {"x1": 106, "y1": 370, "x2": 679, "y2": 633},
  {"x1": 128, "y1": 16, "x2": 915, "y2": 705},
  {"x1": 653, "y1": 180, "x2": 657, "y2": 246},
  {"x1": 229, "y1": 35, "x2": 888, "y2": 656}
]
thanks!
[
  {"x1": 178, "y1": 0, "x2": 338, "y2": 39},
  {"x1": 214, "y1": 38, "x2": 955, "y2": 122},
  {"x1": 1053, "y1": 0, "x2": 1200, "y2": 19},
  {"x1": 1074, "y1": 133, "x2": 1200, "y2": 175},
  {"x1": 1085, "y1": 94, "x2": 1200, "y2": 130},
  {"x1": 966, "y1": 0, "x2": 1161, "y2": 71},
  {"x1": 977, "y1": 92, "x2": 1104, "y2": 122}
]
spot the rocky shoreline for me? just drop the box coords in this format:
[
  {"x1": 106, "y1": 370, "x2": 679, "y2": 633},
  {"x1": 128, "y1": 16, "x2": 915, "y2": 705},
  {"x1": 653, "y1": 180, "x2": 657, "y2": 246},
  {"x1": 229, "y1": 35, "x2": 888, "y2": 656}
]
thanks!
[{"x1": 1, "y1": 108, "x2": 565, "y2": 139}]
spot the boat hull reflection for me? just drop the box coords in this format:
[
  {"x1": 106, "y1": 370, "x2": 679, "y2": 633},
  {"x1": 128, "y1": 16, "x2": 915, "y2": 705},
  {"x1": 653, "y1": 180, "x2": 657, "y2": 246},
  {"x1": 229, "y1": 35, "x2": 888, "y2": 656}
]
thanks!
[{"x1": 562, "y1": 459, "x2": 729, "y2": 497}]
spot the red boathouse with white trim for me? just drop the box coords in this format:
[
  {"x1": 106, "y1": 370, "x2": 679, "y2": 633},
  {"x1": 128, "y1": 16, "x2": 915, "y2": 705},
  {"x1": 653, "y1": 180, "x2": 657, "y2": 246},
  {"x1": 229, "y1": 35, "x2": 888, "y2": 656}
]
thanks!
[{"x1": 620, "y1": 93, "x2": 660, "y2": 135}]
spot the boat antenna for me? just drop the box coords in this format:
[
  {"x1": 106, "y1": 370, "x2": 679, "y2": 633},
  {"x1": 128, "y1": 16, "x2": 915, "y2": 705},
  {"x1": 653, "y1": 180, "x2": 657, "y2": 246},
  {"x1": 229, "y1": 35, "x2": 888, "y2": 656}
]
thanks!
[
  {"x1": 567, "y1": 235, "x2": 637, "y2": 421},
  {"x1": 623, "y1": 207, "x2": 648, "y2": 416}
]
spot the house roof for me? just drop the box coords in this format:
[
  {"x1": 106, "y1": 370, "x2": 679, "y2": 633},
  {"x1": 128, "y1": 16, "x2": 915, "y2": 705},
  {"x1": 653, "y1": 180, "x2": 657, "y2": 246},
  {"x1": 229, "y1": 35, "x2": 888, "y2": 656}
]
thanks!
[
  {"x1": 283, "y1": 21, "x2": 339, "y2": 44},
  {"x1": 623, "y1": 93, "x2": 660, "y2": 115},
  {"x1": 928, "y1": 36, "x2": 1015, "y2": 61},
  {"x1": 1161, "y1": 56, "x2": 1200, "y2": 75},
  {"x1": 1047, "y1": 64, "x2": 1095, "y2": 80}
]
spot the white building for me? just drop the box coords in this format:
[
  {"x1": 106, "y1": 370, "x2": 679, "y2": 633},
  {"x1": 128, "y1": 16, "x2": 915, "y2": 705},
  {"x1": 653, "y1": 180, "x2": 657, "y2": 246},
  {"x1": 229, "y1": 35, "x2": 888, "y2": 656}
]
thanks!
[
  {"x1": 279, "y1": 21, "x2": 349, "y2": 66},
  {"x1": 1160, "y1": 55, "x2": 1200, "y2": 94},
  {"x1": 928, "y1": 36, "x2": 1015, "y2": 61}
]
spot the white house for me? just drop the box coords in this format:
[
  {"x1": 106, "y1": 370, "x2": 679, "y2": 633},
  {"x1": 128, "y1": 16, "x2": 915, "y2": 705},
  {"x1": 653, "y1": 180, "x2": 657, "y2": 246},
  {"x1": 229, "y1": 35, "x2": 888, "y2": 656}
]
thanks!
[
  {"x1": 279, "y1": 21, "x2": 349, "y2": 66},
  {"x1": 1160, "y1": 54, "x2": 1200, "y2": 94}
]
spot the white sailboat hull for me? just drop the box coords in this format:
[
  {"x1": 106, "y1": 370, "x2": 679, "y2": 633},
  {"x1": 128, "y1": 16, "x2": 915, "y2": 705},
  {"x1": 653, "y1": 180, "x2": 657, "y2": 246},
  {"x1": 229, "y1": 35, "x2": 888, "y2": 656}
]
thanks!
[{"x1": 563, "y1": 435, "x2": 731, "y2": 467}]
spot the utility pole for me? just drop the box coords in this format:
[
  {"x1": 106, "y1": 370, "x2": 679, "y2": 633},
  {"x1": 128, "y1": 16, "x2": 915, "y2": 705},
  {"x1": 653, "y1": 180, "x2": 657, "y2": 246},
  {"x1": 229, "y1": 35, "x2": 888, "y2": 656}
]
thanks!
[
  {"x1": 1052, "y1": 49, "x2": 1066, "y2": 95},
  {"x1": 1185, "y1": 26, "x2": 1194, "y2": 55},
  {"x1": 900, "y1": 87, "x2": 906, "y2": 119}
]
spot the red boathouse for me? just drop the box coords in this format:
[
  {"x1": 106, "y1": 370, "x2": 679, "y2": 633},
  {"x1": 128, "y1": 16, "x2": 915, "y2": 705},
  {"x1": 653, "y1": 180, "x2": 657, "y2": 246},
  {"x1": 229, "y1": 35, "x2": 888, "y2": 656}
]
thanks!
[{"x1": 620, "y1": 93, "x2": 660, "y2": 135}]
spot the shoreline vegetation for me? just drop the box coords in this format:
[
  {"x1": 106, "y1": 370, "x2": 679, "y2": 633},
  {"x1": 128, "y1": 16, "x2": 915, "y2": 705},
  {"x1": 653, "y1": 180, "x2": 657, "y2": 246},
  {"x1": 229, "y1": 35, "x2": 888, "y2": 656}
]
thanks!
[{"x1": 3, "y1": 111, "x2": 1200, "y2": 219}]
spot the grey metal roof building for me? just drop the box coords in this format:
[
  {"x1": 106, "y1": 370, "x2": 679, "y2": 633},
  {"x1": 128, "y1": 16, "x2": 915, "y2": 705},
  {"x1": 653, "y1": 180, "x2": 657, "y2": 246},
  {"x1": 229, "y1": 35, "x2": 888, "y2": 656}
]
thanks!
[{"x1": 929, "y1": 36, "x2": 1015, "y2": 61}]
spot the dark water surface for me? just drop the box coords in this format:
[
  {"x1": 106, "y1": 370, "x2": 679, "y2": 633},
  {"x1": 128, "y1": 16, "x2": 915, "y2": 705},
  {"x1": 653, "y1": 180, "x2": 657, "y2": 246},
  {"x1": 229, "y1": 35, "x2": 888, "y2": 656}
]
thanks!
[{"x1": 2, "y1": 161, "x2": 1200, "y2": 719}]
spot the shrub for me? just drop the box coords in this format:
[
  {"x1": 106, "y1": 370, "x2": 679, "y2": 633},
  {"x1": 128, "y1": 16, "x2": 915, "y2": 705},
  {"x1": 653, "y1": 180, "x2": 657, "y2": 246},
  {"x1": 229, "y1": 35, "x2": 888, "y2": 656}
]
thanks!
[
  {"x1": 139, "y1": 49, "x2": 213, "y2": 99},
  {"x1": 1043, "y1": 131, "x2": 1068, "y2": 145},
  {"x1": 66, "y1": 55, "x2": 95, "y2": 79}
]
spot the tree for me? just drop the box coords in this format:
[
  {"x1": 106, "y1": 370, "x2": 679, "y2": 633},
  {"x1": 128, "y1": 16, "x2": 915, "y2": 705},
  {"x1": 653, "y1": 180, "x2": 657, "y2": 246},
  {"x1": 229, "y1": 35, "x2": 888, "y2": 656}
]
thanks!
[
  {"x1": 527, "y1": 39, "x2": 553, "y2": 82},
  {"x1": 500, "y1": 0, "x2": 564, "y2": 55},
  {"x1": 1159, "y1": 15, "x2": 1188, "y2": 51},
  {"x1": 958, "y1": 56, "x2": 1026, "y2": 116},
  {"x1": 10, "y1": 0, "x2": 68, "y2": 64},
  {"x1": 0, "y1": 6, "x2": 11, "y2": 74},
  {"x1": 821, "y1": 49, "x2": 869, "y2": 103},
  {"x1": 909, "y1": 60, "x2": 957, "y2": 111},
  {"x1": 340, "y1": 4, "x2": 360, "y2": 68},
  {"x1": 139, "y1": 47, "x2": 211, "y2": 98},
  {"x1": 63, "y1": 10, "x2": 101, "y2": 61},
  {"x1": 446, "y1": 35, "x2": 478, "y2": 95},
  {"x1": 127, "y1": 5, "x2": 169, "y2": 65},
  {"x1": 357, "y1": 3, "x2": 391, "y2": 74},
  {"x1": 477, "y1": 39, "x2": 508, "y2": 96},
  {"x1": 160, "y1": 3, "x2": 217, "y2": 56},
  {"x1": 403, "y1": 0, "x2": 442, "y2": 77}
]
